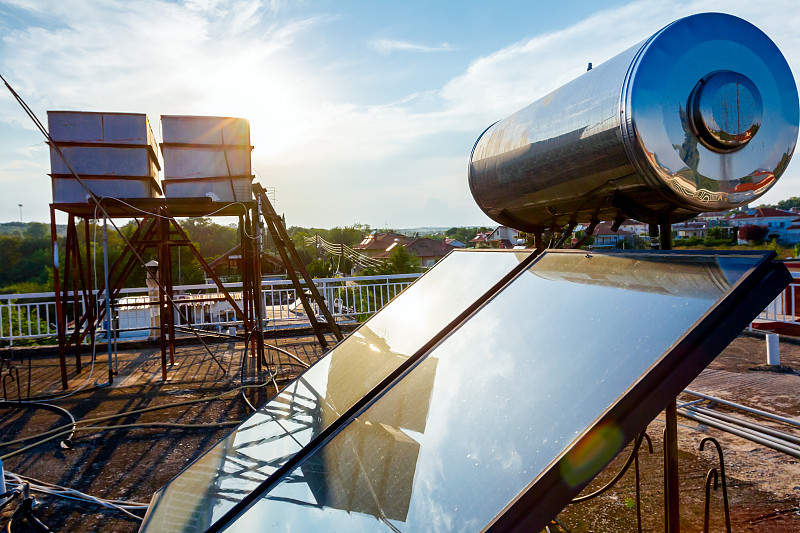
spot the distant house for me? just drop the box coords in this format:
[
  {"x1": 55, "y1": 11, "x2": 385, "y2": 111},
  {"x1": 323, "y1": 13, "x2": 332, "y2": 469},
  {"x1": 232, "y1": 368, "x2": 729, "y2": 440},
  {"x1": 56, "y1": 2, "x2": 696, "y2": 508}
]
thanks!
[
  {"x1": 727, "y1": 207, "x2": 800, "y2": 243},
  {"x1": 589, "y1": 222, "x2": 634, "y2": 248},
  {"x1": 469, "y1": 232, "x2": 492, "y2": 247},
  {"x1": 445, "y1": 238, "x2": 466, "y2": 248},
  {"x1": 374, "y1": 238, "x2": 455, "y2": 268},
  {"x1": 618, "y1": 220, "x2": 649, "y2": 237},
  {"x1": 487, "y1": 226, "x2": 525, "y2": 248},
  {"x1": 673, "y1": 221, "x2": 708, "y2": 240},
  {"x1": 354, "y1": 232, "x2": 412, "y2": 258},
  {"x1": 696, "y1": 211, "x2": 730, "y2": 226}
]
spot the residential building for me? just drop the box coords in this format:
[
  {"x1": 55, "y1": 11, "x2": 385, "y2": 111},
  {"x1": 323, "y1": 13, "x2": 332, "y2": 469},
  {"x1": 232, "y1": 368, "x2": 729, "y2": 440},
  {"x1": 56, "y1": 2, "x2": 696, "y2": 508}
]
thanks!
[
  {"x1": 588, "y1": 222, "x2": 634, "y2": 248},
  {"x1": 374, "y1": 238, "x2": 455, "y2": 268},
  {"x1": 354, "y1": 232, "x2": 412, "y2": 258},
  {"x1": 469, "y1": 231, "x2": 492, "y2": 247},
  {"x1": 487, "y1": 226, "x2": 525, "y2": 248},
  {"x1": 618, "y1": 220, "x2": 649, "y2": 237},
  {"x1": 673, "y1": 221, "x2": 708, "y2": 240},
  {"x1": 444, "y1": 238, "x2": 466, "y2": 248},
  {"x1": 727, "y1": 207, "x2": 800, "y2": 243}
]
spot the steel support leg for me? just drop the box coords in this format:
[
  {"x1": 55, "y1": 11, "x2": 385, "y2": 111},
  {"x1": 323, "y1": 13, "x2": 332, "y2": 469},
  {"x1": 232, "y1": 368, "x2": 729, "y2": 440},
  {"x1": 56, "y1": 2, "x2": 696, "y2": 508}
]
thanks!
[
  {"x1": 51, "y1": 206, "x2": 68, "y2": 390},
  {"x1": 664, "y1": 400, "x2": 680, "y2": 533}
]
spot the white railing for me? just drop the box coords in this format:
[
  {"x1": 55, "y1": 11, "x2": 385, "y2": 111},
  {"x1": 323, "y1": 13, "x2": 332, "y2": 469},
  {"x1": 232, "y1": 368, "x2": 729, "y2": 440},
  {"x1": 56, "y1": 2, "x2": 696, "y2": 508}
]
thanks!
[
  {"x1": 0, "y1": 273, "x2": 422, "y2": 345},
  {"x1": 4, "y1": 269, "x2": 796, "y2": 346},
  {"x1": 753, "y1": 272, "x2": 800, "y2": 325}
]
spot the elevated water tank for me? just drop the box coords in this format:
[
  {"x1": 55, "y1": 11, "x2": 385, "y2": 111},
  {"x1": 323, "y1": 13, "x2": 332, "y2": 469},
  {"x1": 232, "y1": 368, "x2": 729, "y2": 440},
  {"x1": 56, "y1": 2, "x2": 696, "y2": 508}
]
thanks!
[
  {"x1": 468, "y1": 13, "x2": 799, "y2": 230},
  {"x1": 160, "y1": 116, "x2": 253, "y2": 203},
  {"x1": 48, "y1": 111, "x2": 162, "y2": 203}
]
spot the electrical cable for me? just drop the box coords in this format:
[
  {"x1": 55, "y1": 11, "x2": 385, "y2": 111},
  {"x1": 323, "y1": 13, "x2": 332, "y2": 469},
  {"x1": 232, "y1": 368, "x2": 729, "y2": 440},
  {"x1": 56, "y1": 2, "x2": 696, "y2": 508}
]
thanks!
[
  {"x1": 0, "y1": 381, "x2": 270, "y2": 452},
  {"x1": 94, "y1": 196, "x2": 252, "y2": 221},
  {"x1": 1, "y1": 420, "x2": 242, "y2": 461},
  {"x1": 219, "y1": 117, "x2": 238, "y2": 203},
  {"x1": 0, "y1": 401, "x2": 76, "y2": 448},
  {"x1": 303, "y1": 235, "x2": 384, "y2": 268},
  {"x1": 238, "y1": 329, "x2": 259, "y2": 412},
  {"x1": 4, "y1": 471, "x2": 147, "y2": 521},
  {"x1": 0, "y1": 73, "x2": 239, "y2": 377}
]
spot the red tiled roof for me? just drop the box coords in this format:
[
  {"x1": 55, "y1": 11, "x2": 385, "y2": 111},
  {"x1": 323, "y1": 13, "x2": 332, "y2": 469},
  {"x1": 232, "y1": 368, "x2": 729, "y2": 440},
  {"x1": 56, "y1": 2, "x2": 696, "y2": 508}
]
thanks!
[
  {"x1": 593, "y1": 222, "x2": 632, "y2": 236},
  {"x1": 730, "y1": 208, "x2": 798, "y2": 219},
  {"x1": 469, "y1": 232, "x2": 491, "y2": 242},
  {"x1": 374, "y1": 238, "x2": 455, "y2": 259},
  {"x1": 354, "y1": 232, "x2": 411, "y2": 250}
]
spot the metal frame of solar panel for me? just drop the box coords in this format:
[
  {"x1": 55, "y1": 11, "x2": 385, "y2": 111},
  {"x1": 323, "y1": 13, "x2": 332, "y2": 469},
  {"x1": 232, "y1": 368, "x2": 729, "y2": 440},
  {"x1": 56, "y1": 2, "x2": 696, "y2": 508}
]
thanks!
[
  {"x1": 141, "y1": 248, "x2": 790, "y2": 533},
  {"x1": 140, "y1": 249, "x2": 538, "y2": 532}
]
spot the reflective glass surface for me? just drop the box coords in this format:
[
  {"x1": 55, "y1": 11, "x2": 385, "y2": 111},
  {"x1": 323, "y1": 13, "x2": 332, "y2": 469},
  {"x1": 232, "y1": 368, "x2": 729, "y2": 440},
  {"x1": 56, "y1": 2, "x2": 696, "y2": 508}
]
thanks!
[
  {"x1": 140, "y1": 250, "x2": 531, "y2": 532},
  {"x1": 223, "y1": 252, "x2": 762, "y2": 532}
]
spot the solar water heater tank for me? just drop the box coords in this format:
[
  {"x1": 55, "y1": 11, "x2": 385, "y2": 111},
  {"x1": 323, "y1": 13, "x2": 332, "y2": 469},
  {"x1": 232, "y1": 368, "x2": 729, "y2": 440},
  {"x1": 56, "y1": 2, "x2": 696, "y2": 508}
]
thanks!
[{"x1": 468, "y1": 12, "x2": 799, "y2": 230}]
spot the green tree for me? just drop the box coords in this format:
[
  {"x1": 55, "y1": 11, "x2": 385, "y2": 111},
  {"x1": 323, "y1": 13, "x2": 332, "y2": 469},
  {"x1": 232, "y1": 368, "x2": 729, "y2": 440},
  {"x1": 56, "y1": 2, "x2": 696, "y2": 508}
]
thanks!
[
  {"x1": 776, "y1": 196, "x2": 800, "y2": 210},
  {"x1": 306, "y1": 258, "x2": 333, "y2": 278},
  {"x1": 181, "y1": 218, "x2": 238, "y2": 258},
  {"x1": 362, "y1": 245, "x2": 421, "y2": 275},
  {"x1": 352, "y1": 245, "x2": 421, "y2": 320}
]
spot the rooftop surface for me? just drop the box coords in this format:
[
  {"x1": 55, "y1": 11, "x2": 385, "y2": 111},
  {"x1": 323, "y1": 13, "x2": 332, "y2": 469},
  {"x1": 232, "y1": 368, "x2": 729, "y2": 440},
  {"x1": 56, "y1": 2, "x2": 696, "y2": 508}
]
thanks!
[{"x1": 1, "y1": 333, "x2": 799, "y2": 531}]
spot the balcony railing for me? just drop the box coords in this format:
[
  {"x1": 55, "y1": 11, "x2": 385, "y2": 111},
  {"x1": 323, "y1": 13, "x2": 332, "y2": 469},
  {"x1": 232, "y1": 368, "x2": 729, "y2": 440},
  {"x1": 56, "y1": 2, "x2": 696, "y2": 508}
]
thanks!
[
  {"x1": 0, "y1": 273, "x2": 422, "y2": 346},
  {"x1": 3, "y1": 269, "x2": 796, "y2": 347}
]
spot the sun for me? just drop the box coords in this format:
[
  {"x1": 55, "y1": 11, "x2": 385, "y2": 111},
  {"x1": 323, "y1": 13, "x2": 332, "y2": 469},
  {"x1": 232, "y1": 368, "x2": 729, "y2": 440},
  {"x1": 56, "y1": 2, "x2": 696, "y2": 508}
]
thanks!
[{"x1": 196, "y1": 61, "x2": 317, "y2": 162}]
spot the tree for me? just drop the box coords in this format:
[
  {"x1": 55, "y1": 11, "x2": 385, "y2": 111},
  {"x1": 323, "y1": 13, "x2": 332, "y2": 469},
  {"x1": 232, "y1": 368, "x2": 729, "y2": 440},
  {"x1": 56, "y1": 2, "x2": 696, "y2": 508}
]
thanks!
[
  {"x1": 306, "y1": 258, "x2": 333, "y2": 278},
  {"x1": 361, "y1": 245, "x2": 421, "y2": 276},
  {"x1": 707, "y1": 227, "x2": 725, "y2": 239},
  {"x1": 352, "y1": 245, "x2": 421, "y2": 321},
  {"x1": 181, "y1": 218, "x2": 238, "y2": 258},
  {"x1": 444, "y1": 226, "x2": 480, "y2": 245},
  {"x1": 738, "y1": 224, "x2": 769, "y2": 243},
  {"x1": 777, "y1": 196, "x2": 800, "y2": 210}
]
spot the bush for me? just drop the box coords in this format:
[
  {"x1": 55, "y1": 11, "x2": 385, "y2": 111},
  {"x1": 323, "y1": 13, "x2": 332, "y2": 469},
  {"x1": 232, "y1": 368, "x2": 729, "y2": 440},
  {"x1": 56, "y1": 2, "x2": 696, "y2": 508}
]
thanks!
[
  {"x1": 738, "y1": 224, "x2": 769, "y2": 243},
  {"x1": 703, "y1": 237, "x2": 734, "y2": 247}
]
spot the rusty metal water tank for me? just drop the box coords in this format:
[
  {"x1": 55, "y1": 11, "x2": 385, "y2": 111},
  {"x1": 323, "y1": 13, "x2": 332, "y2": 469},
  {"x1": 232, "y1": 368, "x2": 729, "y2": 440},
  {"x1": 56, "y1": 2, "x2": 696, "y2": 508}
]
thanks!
[{"x1": 468, "y1": 13, "x2": 799, "y2": 231}]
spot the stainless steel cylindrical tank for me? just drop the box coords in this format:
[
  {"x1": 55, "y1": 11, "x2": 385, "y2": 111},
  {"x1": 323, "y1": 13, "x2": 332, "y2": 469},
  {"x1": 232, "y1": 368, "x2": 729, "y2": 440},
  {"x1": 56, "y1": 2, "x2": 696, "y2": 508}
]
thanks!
[{"x1": 468, "y1": 13, "x2": 799, "y2": 230}]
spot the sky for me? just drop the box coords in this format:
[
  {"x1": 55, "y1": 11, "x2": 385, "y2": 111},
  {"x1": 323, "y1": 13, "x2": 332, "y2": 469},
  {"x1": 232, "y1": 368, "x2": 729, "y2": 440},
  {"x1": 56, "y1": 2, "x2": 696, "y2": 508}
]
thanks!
[{"x1": 1, "y1": 0, "x2": 799, "y2": 229}]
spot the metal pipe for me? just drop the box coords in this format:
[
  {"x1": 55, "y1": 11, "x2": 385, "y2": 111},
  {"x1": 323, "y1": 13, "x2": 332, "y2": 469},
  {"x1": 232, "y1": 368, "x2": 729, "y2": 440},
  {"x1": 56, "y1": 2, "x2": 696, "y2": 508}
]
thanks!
[
  {"x1": 686, "y1": 405, "x2": 800, "y2": 447},
  {"x1": 679, "y1": 408, "x2": 800, "y2": 459},
  {"x1": 684, "y1": 389, "x2": 800, "y2": 429}
]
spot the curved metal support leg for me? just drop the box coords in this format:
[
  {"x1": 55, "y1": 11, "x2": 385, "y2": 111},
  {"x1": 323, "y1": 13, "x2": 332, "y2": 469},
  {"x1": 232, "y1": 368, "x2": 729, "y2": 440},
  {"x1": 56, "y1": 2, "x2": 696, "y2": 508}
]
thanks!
[
  {"x1": 12, "y1": 366, "x2": 20, "y2": 401},
  {"x1": 703, "y1": 469, "x2": 719, "y2": 533},
  {"x1": 2, "y1": 366, "x2": 20, "y2": 401},
  {"x1": 571, "y1": 432, "x2": 652, "y2": 504},
  {"x1": 700, "y1": 437, "x2": 731, "y2": 533},
  {"x1": 635, "y1": 433, "x2": 654, "y2": 533}
]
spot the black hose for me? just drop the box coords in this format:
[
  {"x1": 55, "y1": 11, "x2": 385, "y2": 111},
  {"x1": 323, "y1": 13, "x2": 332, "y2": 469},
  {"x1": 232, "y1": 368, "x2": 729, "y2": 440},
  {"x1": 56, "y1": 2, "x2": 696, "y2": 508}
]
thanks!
[{"x1": 0, "y1": 401, "x2": 76, "y2": 448}]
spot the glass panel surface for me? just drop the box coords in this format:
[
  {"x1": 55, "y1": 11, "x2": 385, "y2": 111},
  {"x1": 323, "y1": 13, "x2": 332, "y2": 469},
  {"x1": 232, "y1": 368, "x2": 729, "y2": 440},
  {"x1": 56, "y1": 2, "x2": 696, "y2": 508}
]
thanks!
[
  {"x1": 141, "y1": 250, "x2": 531, "y2": 532},
  {"x1": 223, "y1": 252, "x2": 762, "y2": 532}
]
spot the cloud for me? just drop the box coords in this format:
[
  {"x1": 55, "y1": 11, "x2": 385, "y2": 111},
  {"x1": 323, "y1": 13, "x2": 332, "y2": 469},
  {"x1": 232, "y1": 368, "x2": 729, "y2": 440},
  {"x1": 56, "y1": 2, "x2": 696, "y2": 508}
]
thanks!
[
  {"x1": 436, "y1": 0, "x2": 800, "y2": 122},
  {"x1": 369, "y1": 39, "x2": 454, "y2": 55},
  {"x1": 0, "y1": 0, "x2": 321, "y2": 120}
]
